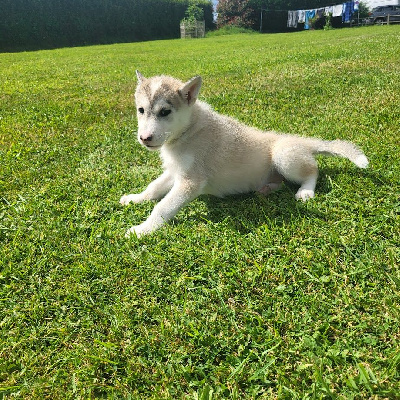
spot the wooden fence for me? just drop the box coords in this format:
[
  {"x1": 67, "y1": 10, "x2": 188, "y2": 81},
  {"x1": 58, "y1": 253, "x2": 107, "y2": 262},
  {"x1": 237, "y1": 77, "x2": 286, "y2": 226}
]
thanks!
[{"x1": 385, "y1": 14, "x2": 400, "y2": 24}]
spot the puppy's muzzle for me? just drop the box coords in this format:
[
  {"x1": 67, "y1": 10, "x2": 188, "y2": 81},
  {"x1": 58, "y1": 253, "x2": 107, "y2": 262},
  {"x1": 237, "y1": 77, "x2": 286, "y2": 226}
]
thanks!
[{"x1": 140, "y1": 133, "x2": 153, "y2": 143}]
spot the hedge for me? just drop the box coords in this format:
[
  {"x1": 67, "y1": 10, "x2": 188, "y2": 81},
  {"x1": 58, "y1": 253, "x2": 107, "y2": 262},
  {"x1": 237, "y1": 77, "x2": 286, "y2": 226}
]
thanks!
[{"x1": 0, "y1": 0, "x2": 214, "y2": 52}]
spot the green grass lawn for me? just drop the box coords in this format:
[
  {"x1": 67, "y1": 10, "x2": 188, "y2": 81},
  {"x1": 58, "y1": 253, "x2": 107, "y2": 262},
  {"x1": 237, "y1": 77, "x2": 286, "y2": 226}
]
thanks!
[{"x1": 1, "y1": 26, "x2": 399, "y2": 399}]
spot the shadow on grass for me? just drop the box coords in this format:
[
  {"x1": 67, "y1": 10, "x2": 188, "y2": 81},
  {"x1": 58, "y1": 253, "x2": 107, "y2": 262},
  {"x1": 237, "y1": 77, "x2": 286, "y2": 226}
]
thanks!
[
  {"x1": 193, "y1": 164, "x2": 377, "y2": 235},
  {"x1": 199, "y1": 185, "x2": 327, "y2": 235}
]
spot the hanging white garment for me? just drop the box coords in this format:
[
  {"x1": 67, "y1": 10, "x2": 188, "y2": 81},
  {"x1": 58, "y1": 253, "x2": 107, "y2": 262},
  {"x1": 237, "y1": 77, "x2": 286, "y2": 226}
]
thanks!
[
  {"x1": 298, "y1": 10, "x2": 306, "y2": 23},
  {"x1": 332, "y1": 4, "x2": 343, "y2": 17}
]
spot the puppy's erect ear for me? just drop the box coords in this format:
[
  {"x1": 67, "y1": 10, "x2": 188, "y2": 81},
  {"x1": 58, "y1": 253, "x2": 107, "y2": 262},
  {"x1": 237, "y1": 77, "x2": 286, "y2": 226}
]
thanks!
[
  {"x1": 136, "y1": 70, "x2": 145, "y2": 83},
  {"x1": 179, "y1": 76, "x2": 202, "y2": 105}
]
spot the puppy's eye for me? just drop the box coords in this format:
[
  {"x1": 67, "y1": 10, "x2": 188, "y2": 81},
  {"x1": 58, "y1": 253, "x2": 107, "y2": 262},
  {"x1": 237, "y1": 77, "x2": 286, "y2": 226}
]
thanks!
[
  {"x1": 159, "y1": 109, "x2": 171, "y2": 117},
  {"x1": 138, "y1": 107, "x2": 144, "y2": 114}
]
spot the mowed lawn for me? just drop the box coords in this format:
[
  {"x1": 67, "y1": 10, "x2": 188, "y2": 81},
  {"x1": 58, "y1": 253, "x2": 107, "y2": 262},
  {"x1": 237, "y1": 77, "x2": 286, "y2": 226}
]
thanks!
[{"x1": 1, "y1": 26, "x2": 399, "y2": 399}]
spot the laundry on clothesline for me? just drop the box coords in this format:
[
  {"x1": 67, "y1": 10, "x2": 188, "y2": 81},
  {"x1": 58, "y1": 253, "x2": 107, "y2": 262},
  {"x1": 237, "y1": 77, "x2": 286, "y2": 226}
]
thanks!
[
  {"x1": 287, "y1": 10, "x2": 299, "y2": 28},
  {"x1": 333, "y1": 4, "x2": 343, "y2": 17},
  {"x1": 304, "y1": 9, "x2": 316, "y2": 30},
  {"x1": 287, "y1": 1, "x2": 359, "y2": 29}
]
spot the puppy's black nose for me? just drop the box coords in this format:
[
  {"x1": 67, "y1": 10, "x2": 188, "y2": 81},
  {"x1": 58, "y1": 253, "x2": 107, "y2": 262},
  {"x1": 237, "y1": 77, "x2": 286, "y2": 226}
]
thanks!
[{"x1": 140, "y1": 134, "x2": 153, "y2": 142}]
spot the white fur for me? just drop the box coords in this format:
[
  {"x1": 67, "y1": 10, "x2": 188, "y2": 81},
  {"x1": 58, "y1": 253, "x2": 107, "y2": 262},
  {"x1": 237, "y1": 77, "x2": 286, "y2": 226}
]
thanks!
[
  {"x1": 120, "y1": 72, "x2": 369, "y2": 237},
  {"x1": 354, "y1": 154, "x2": 369, "y2": 169}
]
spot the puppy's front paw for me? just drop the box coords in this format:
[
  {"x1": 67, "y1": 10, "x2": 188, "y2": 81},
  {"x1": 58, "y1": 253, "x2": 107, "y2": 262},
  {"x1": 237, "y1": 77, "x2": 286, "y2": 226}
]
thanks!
[
  {"x1": 295, "y1": 189, "x2": 315, "y2": 202},
  {"x1": 125, "y1": 223, "x2": 152, "y2": 238},
  {"x1": 125, "y1": 226, "x2": 140, "y2": 238},
  {"x1": 120, "y1": 194, "x2": 144, "y2": 205}
]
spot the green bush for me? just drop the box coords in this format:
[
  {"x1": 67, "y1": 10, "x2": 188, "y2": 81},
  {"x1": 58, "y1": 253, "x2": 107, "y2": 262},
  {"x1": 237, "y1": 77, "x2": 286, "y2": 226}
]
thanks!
[{"x1": 0, "y1": 0, "x2": 214, "y2": 51}]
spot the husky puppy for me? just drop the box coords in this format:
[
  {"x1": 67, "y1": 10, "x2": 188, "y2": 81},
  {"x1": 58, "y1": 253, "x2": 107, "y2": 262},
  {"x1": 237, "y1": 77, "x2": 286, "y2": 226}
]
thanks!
[{"x1": 120, "y1": 71, "x2": 368, "y2": 237}]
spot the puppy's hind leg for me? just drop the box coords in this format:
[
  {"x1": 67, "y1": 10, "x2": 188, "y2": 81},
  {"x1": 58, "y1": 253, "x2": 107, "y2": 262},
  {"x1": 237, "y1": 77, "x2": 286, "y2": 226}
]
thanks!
[
  {"x1": 258, "y1": 170, "x2": 284, "y2": 196},
  {"x1": 294, "y1": 173, "x2": 318, "y2": 201},
  {"x1": 273, "y1": 147, "x2": 319, "y2": 202}
]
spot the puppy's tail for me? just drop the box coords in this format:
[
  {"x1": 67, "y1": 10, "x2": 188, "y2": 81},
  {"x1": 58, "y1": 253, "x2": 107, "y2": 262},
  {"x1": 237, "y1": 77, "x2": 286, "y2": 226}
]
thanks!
[{"x1": 315, "y1": 139, "x2": 369, "y2": 168}]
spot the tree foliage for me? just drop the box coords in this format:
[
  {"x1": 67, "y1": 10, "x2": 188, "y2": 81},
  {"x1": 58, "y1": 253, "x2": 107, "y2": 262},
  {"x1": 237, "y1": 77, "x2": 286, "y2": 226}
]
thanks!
[
  {"x1": 216, "y1": 0, "x2": 258, "y2": 29},
  {"x1": 0, "y1": 0, "x2": 214, "y2": 52},
  {"x1": 185, "y1": 2, "x2": 206, "y2": 21}
]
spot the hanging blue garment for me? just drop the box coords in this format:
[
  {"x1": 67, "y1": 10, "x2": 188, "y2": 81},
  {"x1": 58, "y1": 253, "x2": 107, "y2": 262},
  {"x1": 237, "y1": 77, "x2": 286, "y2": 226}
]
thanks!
[
  {"x1": 342, "y1": 1, "x2": 354, "y2": 23},
  {"x1": 304, "y1": 9, "x2": 316, "y2": 30}
]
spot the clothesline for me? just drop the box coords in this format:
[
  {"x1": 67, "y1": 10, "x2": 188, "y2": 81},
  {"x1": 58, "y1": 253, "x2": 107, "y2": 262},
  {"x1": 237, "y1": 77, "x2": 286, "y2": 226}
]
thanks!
[{"x1": 287, "y1": 1, "x2": 360, "y2": 29}]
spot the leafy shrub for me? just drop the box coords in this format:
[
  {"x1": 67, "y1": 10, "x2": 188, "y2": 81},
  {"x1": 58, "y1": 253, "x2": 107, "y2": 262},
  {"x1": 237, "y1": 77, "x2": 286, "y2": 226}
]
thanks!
[{"x1": 0, "y1": 0, "x2": 213, "y2": 51}]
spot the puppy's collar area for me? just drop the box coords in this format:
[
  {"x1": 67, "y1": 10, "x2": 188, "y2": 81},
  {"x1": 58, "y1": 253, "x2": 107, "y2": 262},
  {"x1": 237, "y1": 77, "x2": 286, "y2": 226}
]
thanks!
[{"x1": 164, "y1": 122, "x2": 196, "y2": 147}]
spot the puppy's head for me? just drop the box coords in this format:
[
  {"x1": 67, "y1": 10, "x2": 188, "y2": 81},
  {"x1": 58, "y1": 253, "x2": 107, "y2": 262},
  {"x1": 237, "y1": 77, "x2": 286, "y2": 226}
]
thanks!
[{"x1": 134, "y1": 71, "x2": 202, "y2": 150}]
